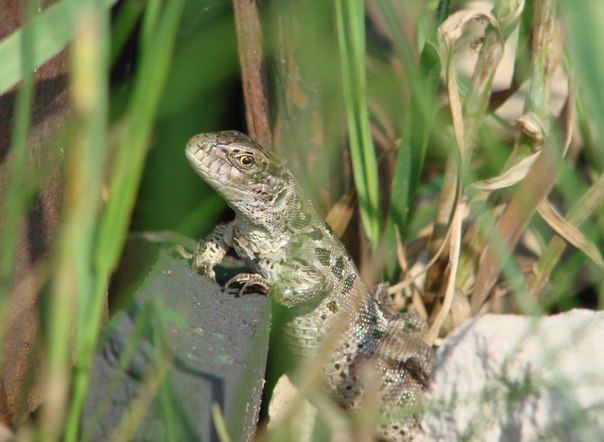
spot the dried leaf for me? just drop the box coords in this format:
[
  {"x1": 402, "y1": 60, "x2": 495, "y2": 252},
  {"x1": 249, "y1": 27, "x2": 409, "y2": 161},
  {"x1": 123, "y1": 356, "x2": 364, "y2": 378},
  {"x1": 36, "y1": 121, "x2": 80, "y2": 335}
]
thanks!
[
  {"x1": 325, "y1": 190, "x2": 355, "y2": 237},
  {"x1": 472, "y1": 151, "x2": 541, "y2": 191},
  {"x1": 425, "y1": 8, "x2": 503, "y2": 303},
  {"x1": 450, "y1": 290, "x2": 472, "y2": 328},
  {"x1": 537, "y1": 199, "x2": 604, "y2": 270},
  {"x1": 469, "y1": 1, "x2": 561, "y2": 313},
  {"x1": 516, "y1": 112, "x2": 547, "y2": 145},
  {"x1": 437, "y1": 10, "x2": 501, "y2": 158},
  {"x1": 530, "y1": 171, "x2": 604, "y2": 294},
  {"x1": 425, "y1": 203, "x2": 463, "y2": 345},
  {"x1": 494, "y1": 0, "x2": 526, "y2": 32}
]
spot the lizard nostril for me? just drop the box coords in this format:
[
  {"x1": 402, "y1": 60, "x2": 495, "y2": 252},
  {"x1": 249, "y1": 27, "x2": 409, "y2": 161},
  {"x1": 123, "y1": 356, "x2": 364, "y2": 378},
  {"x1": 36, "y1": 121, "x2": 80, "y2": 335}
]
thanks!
[
  {"x1": 187, "y1": 136, "x2": 202, "y2": 151},
  {"x1": 186, "y1": 134, "x2": 217, "y2": 153}
]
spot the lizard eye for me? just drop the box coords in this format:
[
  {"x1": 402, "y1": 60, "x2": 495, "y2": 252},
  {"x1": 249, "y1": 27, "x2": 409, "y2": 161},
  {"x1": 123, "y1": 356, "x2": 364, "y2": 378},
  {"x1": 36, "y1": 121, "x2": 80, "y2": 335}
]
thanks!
[{"x1": 239, "y1": 155, "x2": 255, "y2": 168}]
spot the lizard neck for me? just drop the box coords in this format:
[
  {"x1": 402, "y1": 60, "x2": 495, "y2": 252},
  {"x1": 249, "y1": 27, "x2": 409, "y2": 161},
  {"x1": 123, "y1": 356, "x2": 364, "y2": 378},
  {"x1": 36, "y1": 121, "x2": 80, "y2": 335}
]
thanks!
[{"x1": 231, "y1": 178, "x2": 321, "y2": 238}]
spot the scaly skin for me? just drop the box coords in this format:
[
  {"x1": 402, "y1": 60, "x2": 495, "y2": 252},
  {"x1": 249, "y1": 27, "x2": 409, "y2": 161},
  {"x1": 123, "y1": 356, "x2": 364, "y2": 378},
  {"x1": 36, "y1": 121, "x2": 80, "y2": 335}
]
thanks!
[{"x1": 185, "y1": 130, "x2": 433, "y2": 440}]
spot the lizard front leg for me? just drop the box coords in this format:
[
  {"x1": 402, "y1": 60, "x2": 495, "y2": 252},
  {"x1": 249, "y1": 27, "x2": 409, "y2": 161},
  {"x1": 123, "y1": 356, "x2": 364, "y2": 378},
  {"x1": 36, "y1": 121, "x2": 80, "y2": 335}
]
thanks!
[{"x1": 193, "y1": 222, "x2": 233, "y2": 282}]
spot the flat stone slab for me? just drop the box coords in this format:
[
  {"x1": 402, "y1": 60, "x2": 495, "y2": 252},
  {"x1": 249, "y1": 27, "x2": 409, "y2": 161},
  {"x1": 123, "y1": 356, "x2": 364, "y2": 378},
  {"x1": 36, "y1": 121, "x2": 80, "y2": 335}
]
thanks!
[{"x1": 81, "y1": 237, "x2": 271, "y2": 442}]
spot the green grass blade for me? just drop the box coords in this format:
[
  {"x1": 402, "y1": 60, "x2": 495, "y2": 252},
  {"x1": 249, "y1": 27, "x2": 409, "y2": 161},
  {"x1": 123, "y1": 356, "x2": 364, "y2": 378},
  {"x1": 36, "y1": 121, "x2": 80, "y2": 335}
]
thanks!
[
  {"x1": 0, "y1": 0, "x2": 119, "y2": 94},
  {"x1": 562, "y1": 1, "x2": 604, "y2": 166},
  {"x1": 380, "y1": 0, "x2": 448, "y2": 240},
  {"x1": 65, "y1": 0, "x2": 186, "y2": 438},
  {"x1": 0, "y1": 0, "x2": 38, "y2": 345},
  {"x1": 377, "y1": 0, "x2": 449, "y2": 277},
  {"x1": 335, "y1": 0, "x2": 381, "y2": 244},
  {"x1": 50, "y1": 4, "x2": 110, "y2": 441}
]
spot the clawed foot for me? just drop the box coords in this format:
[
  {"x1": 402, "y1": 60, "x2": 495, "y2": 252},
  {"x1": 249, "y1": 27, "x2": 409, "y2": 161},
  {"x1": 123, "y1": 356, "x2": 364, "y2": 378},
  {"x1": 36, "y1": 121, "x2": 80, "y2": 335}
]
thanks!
[
  {"x1": 173, "y1": 244, "x2": 194, "y2": 260},
  {"x1": 177, "y1": 242, "x2": 269, "y2": 295},
  {"x1": 173, "y1": 245, "x2": 219, "y2": 282},
  {"x1": 224, "y1": 273, "x2": 270, "y2": 296}
]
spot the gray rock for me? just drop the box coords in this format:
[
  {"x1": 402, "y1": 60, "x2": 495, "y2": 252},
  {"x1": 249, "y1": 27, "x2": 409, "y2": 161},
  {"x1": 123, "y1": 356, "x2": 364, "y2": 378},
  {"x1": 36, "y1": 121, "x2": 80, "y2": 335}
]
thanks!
[
  {"x1": 419, "y1": 309, "x2": 604, "y2": 441},
  {"x1": 81, "y1": 238, "x2": 271, "y2": 442}
]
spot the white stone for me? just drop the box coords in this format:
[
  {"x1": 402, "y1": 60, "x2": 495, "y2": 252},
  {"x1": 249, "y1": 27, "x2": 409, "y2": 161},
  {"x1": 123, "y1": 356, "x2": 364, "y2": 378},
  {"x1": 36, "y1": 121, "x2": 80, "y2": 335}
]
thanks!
[{"x1": 419, "y1": 309, "x2": 604, "y2": 441}]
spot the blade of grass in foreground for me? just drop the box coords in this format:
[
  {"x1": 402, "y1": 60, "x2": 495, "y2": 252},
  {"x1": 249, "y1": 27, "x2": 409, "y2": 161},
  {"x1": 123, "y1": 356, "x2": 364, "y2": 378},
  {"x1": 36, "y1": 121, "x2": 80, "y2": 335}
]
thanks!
[
  {"x1": 380, "y1": 0, "x2": 448, "y2": 237},
  {"x1": 64, "y1": 0, "x2": 186, "y2": 439},
  {"x1": 0, "y1": 0, "x2": 119, "y2": 94},
  {"x1": 378, "y1": 0, "x2": 449, "y2": 278},
  {"x1": 562, "y1": 1, "x2": 604, "y2": 308},
  {"x1": 335, "y1": 0, "x2": 381, "y2": 245},
  {"x1": 0, "y1": 0, "x2": 37, "y2": 323},
  {"x1": 562, "y1": 0, "x2": 604, "y2": 167},
  {"x1": 43, "y1": 3, "x2": 109, "y2": 441}
]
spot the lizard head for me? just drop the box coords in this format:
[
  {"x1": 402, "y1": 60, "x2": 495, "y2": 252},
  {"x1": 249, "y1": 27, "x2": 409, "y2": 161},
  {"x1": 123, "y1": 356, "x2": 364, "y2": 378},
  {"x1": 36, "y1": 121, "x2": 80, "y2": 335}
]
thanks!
[{"x1": 186, "y1": 131, "x2": 293, "y2": 219}]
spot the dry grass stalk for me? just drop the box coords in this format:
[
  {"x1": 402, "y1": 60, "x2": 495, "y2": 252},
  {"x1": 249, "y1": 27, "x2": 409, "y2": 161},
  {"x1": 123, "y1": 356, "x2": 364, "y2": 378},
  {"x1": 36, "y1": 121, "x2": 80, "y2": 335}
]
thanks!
[{"x1": 470, "y1": 0, "x2": 562, "y2": 314}]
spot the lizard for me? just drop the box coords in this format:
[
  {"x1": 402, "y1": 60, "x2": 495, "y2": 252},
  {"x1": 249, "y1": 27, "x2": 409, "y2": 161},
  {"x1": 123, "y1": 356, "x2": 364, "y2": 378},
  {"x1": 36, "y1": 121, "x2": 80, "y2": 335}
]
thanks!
[{"x1": 185, "y1": 130, "x2": 434, "y2": 441}]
